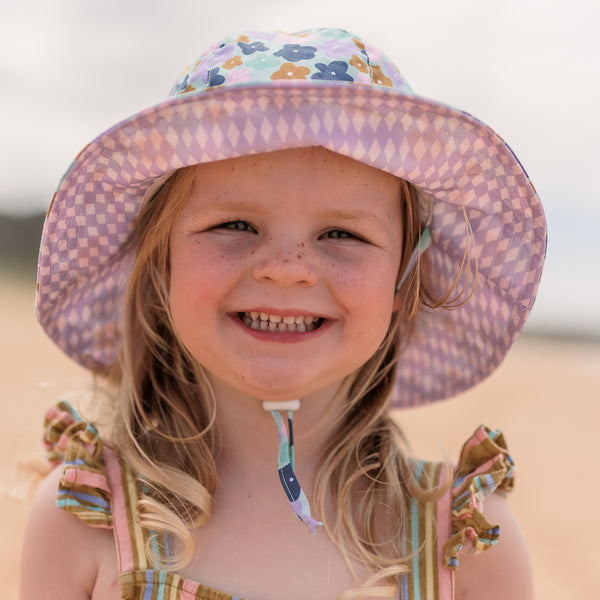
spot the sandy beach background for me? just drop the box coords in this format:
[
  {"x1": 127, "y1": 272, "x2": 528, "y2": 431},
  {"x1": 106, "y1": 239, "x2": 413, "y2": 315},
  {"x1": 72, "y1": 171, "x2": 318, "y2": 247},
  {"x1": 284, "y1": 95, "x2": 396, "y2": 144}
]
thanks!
[{"x1": 2, "y1": 272, "x2": 598, "y2": 599}]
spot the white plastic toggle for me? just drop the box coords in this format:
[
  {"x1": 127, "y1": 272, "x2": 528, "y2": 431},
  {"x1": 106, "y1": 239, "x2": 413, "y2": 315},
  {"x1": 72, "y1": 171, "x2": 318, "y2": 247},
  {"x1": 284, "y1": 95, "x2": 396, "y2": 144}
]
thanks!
[{"x1": 262, "y1": 399, "x2": 301, "y2": 412}]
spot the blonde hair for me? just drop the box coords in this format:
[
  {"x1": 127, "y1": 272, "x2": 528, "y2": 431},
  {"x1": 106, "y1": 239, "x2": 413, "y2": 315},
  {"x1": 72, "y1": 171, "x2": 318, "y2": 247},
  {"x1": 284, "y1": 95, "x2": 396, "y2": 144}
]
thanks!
[{"x1": 104, "y1": 160, "x2": 474, "y2": 597}]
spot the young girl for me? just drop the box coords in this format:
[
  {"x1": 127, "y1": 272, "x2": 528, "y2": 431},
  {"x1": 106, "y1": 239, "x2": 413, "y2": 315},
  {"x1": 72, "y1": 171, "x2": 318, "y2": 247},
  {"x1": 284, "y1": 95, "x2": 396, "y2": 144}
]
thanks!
[{"x1": 20, "y1": 28, "x2": 546, "y2": 600}]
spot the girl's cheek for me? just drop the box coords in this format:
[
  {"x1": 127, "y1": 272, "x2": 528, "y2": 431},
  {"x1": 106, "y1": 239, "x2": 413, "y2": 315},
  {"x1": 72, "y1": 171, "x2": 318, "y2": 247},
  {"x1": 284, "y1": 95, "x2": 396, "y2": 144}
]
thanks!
[
  {"x1": 196, "y1": 235, "x2": 259, "y2": 262},
  {"x1": 330, "y1": 258, "x2": 396, "y2": 292}
]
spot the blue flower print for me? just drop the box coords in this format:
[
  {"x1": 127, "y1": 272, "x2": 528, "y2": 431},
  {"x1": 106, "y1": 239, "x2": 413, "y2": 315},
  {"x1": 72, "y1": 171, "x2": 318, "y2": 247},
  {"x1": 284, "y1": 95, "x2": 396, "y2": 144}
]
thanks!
[
  {"x1": 311, "y1": 61, "x2": 354, "y2": 82},
  {"x1": 238, "y1": 41, "x2": 269, "y2": 55},
  {"x1": 171, "y1": 74, "x2": 189, "y2": 95},
  {"x1": 206, "y1": 67, "x2": 225, "y2": 87},
  {"x1": 273, "y1": 44, "x2": 317, "y2": 62}
]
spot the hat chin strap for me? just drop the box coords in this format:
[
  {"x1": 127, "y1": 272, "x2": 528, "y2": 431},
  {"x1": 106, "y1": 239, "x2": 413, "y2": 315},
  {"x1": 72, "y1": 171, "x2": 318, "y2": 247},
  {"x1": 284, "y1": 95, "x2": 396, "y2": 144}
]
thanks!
[
  {"x1": 396, "y1": 226, "x2": 432, "y2": 293},
  {"x1": 260, "y1": 230, "x2": 433, "y2": 533},
  {"x1": 262, "y1": 400, "x2": 323, "y2": 534}
]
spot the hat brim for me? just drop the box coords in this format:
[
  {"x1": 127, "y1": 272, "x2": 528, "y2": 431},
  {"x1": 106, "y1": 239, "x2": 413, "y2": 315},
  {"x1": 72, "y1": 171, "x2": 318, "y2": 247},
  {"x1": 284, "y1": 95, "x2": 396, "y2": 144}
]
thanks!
[{"x1": 36, "y1": 82, "x2": 546, "y2": 406}]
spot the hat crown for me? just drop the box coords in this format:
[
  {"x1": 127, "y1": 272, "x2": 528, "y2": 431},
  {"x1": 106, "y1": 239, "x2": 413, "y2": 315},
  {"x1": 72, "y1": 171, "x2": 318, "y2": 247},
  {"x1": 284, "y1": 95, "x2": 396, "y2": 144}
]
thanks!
[{"x1": 169, "y1": 28, "x2": 414, "y2": 98}]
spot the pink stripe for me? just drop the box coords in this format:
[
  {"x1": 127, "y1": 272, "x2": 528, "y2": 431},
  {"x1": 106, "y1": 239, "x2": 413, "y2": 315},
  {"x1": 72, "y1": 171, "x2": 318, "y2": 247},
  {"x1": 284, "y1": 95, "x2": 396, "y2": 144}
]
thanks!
[
  {"x1": 63, "y1": 467, "x2": 111, "y2": 492},
  {"x1": 57, "y1": 433, "x2": 72, "y2": 451},
  {"x1": 181, "y1": 578, "x2": 200, "y2": 599},
  {"x1": 465, "y1": 455, "x2": 503, "y2": 480},
  {"x1": 103, "y1": 446, "x2": 135, "y2": 573},
  {"x1": 436, "y1": 464, "x2": 454, "y2": 600},
  {"x1": 49, "y1": 407, "x2": 76, "y2": 429},
  {"x1": 459, "y1": 427, "x2": 487, "y2": 454},
  {"x1": 44, "y1": 405, "x2": 63, "y2": 421}
]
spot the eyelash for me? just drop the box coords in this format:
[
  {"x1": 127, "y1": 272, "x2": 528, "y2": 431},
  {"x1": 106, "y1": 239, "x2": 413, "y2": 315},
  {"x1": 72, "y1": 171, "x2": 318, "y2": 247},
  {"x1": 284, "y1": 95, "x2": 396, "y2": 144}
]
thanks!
[
  {"x1": 323, "y1": 229, "x2": 360, "y2": 240},
  {"x1": 213, "y1": 219, "x2": 257, "y2": 233}
]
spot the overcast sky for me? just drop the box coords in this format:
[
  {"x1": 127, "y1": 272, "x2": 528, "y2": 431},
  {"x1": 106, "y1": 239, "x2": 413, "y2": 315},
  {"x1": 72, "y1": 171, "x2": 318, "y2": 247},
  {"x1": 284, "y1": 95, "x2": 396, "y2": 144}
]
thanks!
[{"x1": 1, "y1": 0, "x2": 598, "y2": 334}]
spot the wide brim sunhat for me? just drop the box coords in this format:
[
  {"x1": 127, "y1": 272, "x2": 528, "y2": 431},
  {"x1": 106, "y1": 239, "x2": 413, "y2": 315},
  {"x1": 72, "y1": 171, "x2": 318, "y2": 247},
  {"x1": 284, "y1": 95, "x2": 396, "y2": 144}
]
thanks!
[{"x1": 36, "y1": 28, "x2": 546, "y2": 407}]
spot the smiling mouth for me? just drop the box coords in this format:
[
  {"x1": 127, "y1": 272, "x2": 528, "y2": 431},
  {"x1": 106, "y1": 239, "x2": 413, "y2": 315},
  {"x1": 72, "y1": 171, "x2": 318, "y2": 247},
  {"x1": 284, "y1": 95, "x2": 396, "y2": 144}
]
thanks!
[{"x1": 239, "y1": 311, "x2": 324, "y2": 332}]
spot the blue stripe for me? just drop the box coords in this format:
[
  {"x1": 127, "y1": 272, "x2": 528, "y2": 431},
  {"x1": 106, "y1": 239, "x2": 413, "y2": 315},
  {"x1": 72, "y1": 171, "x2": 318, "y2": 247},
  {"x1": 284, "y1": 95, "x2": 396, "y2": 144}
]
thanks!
[
  {"x1": 400, "y1": 572, "x2": 409, "y2": 599},
  {"x1": 156, "y1": 570, "x2": 166, "y2": 600},
  {"x1": 57, "y1": 489, "x2": 110, "y2": 508},
  {"x1": 150, "y1": 530, "x2": 160, "y2": 564},
  {"x1": 57, "y1": 497, "x2": 109, "y2": 513},
  {"x1": 453, "y1": 488, "x2": 471, "y2": 505},
  {"x1": 410, "y1": 460, "x2": 424, "y2": 599},
  {"x1": 64, "y1": 458, "x2": 87, "y2": 467},
  {"x1": 144, "y1": 570, "x2": 154, "y2": 600}
]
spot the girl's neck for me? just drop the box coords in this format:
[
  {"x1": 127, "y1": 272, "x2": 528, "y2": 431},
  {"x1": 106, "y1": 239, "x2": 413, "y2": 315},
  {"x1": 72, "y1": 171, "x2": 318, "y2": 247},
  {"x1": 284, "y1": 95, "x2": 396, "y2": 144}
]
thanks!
[{"x1": 211, "y1": 380, "x2": 349, "y2": 476}]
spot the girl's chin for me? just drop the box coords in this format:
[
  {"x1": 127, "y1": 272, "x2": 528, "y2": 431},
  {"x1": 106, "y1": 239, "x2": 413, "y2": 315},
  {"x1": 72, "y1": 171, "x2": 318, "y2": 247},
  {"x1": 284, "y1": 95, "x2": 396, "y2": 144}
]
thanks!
[{"x1": 208, "y1": 372, "x2": 345, "y2": 406}]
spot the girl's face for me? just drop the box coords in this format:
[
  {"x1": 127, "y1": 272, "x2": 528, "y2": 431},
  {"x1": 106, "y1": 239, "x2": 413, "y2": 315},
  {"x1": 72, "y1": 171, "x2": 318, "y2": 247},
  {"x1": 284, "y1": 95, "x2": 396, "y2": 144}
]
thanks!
[{"x1": 169, "y1": 147, "x2": 403, "y2": 405}]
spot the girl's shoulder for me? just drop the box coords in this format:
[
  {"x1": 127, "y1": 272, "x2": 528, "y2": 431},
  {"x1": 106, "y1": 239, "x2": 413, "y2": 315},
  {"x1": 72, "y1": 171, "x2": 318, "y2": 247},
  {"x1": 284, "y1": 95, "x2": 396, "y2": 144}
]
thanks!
[
  {"x1": 20, "y1": 401, "x2": 121, "y2": 600},
  {"x1": 454, "y1": 492, "x2": 533, "y2": 600},
  {"x1": 441, "y1": 427, "x2": 533, "y2": 600},
  {"x1": 20, "y1": 459, "x2": 119, "y2": 599}
]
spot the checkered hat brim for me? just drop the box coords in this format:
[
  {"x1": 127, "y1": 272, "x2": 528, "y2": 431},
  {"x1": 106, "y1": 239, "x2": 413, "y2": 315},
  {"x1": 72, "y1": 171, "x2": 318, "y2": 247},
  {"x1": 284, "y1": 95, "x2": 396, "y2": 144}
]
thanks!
[{"x1": 36, "y1": 30, "x2": 546, "y2": 406}]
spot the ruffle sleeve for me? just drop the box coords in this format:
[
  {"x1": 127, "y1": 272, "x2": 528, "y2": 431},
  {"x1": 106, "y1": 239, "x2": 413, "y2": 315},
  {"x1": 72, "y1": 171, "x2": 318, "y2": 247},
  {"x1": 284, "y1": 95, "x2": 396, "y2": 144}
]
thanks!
[
  {"x1": 43, "y1": 401, "x2": 113, "y2": 528},
  {"x1": 442, "y1": 426, "x2": 515, "y2": 570}
]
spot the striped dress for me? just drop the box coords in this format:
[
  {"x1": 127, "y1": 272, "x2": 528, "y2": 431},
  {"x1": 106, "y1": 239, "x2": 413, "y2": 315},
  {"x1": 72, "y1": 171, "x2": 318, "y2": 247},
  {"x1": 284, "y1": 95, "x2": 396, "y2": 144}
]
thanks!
[{"x1": 44, "y1": 402, "x2": 515, "y2": 600}]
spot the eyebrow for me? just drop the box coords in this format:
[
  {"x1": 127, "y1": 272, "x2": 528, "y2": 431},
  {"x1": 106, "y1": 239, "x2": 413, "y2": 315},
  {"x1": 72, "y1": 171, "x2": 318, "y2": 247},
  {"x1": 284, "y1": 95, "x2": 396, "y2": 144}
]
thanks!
[
  {"x1": 185, "y1": 198, "x2": 388, "y2": 229},
  {"x1": 319, "y1": 208, "x2": 389, "y2": 229},
  {"x1": 184, "y1": 197, "x2": 267, "y2": 216}
]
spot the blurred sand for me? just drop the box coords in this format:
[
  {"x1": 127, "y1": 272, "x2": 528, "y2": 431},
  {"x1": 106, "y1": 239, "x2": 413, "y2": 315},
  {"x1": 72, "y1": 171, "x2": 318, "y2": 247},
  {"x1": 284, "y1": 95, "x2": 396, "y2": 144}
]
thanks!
[{"x1": 2, "y1": 274, "x2": 599, "y2": 599}]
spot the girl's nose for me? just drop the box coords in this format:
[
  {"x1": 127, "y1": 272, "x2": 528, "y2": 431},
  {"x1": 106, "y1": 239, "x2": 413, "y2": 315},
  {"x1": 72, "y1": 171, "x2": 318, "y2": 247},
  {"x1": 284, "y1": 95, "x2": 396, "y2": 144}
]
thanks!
[{"x1": 252, "y1": 236, "x2": 318, "y2": 287}]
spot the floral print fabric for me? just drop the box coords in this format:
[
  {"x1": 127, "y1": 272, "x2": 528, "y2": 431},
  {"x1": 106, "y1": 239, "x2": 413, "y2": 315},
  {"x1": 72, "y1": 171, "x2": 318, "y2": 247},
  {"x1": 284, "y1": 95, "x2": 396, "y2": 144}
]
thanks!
[{"x1": 169, "y1": 29, "x2": 413, "y2": 97}]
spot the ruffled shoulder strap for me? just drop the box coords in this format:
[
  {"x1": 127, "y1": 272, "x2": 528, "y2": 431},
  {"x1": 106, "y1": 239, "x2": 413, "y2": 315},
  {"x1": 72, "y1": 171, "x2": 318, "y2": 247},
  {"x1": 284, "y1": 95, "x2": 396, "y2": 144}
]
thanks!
[
  {"x1": 44, "y1": 401, "x2": 113, "y2": 528},
  {"x1": 43, "y1": 401, "x2": 173, "y2": 576},
  {"x1": 442, "y1": 426, "x2": 515, "y2": 570}
]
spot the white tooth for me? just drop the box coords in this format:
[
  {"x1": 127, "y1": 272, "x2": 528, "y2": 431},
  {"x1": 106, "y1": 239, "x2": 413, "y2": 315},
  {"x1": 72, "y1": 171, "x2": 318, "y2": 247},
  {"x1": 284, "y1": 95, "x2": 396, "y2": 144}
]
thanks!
[
  {"x1": 278, "y1": 322, "x2": 287, "y2": 332},
  {"x1": 251, "y1": 320, "x2": 260, "y2": 330},
  {"x1": 283, "y1": 316, "x2": 295, "y2": 324},
  {"x1": 259, "y1": 320, "x2": 268, "y2": 331},
  {"x1": 250, "y1": 311, "x2": 259, "y2": 320},
  {"x1": 288, "y1": 323, "x2": 296, "y2": 331},
  {"x1": 260, "y1": 312, "x2": 269, "y2": 321},
  {"x1": 296, "y1": 323, "x2": 306, "y2": 332},
  {"x1": 294, "y1": 315, "x2": 304, "y2": 324},
  {"x1": 269, "y1": 314, "x2": 282, "y2": 323},
  {"x1": 268, "y1": 321, "x2": 278, "y2": 331},
  {"x1": 304, "y1": 316, "x2": 314, "y2": 324}
]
